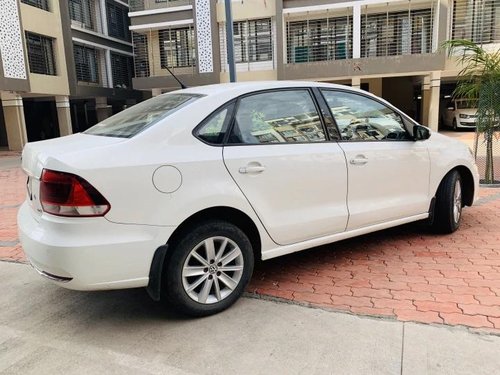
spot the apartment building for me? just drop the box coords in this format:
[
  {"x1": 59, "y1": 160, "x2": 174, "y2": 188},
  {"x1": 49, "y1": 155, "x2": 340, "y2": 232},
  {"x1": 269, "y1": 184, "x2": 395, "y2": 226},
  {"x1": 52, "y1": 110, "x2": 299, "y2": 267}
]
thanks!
[
  {"x1": 0, "y1": 0, "x2": 144, "y2": 151},
  {"x1": 130, "y1": 0, "x2": 499, "y2": 131}
]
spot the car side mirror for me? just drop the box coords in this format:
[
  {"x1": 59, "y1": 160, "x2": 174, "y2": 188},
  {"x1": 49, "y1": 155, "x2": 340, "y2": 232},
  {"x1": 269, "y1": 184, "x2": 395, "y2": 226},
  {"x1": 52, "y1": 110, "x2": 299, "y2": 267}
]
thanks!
[{"x1": 413, "y1": 125, "x2": 431, "y2": 141}]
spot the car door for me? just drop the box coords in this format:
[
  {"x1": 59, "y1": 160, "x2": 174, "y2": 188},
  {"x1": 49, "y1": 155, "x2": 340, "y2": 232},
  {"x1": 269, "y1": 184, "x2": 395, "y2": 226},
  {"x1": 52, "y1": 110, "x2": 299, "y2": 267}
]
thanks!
[
  {"x1": 222, "y1": 89, "x2": 348, "y2": 246},
  {"x1": 320, "y1": 89, "x2": 430, "y2": 231}
]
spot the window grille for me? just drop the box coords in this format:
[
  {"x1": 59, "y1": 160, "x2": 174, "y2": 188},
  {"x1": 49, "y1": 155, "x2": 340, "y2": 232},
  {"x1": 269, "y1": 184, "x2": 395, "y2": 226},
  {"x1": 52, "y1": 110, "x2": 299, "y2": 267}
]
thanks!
[
  {"x1": 111, "y1": 53, "x2": 133, "y2": 88},
  {"x1": 21, "y1": 0, "x2": 49, "y2": 11},
  {"x1": 286, "y1": 15, "x2": 353, "y2": 63},
  {"x1": 132, "y1": 32, "x2": 150, "y2": 77},
  {"x1": 74, "y1": 44, "x2": 109, "y2": 87},
  {"x1": 158, "y1": 27, "x2": 196, "y2": 68},
  {"x1": 106, "y1": 1, "x2": 131, "y2": 41},
  {"x1": 233, "y1": 19, "x2": 273, "y2": 63},
  {"x1": 69, "y1": 0, "x2": 97, "y2": 31},
  {"x1": 360, "y1": 6, "x2": 434, "y2": 58},
  {"x1": 25, "y1": 32, "x2": 56, "y2": 76},
  {"x1": 452, "y1": 0, "x2": 500, "y2": 44}
]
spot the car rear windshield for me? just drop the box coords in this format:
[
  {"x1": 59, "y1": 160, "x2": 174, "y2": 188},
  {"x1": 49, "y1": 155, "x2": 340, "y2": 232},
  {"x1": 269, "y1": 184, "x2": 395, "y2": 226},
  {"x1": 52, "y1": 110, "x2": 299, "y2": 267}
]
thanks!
[{"x1": 84, "y1": 93, "x2": 202, "y2": 138}]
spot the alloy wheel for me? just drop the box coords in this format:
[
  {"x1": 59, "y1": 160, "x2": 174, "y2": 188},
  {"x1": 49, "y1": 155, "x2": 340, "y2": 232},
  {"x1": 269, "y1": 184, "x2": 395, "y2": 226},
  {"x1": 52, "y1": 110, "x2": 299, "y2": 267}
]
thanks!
[
  {"x1": 453, "y1": 180, "x2": 462, "y2": 223},
  {"x1": 182, "y1": 236, "x2": 244, "y2": 304}
]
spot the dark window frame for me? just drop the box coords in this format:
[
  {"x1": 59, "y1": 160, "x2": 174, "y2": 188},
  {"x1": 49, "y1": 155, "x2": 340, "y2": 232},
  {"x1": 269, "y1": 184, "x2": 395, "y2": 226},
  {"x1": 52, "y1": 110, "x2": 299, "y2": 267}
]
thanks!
[
  {"x1": 106, "y1": 0, "x2": 131, "y2": 41},
  {"x1": 25, "y1": 32, "x2": 57, "y2": 76},
  {"x1": 69, "y1": 0, "x2": 94, "y2": 30},
  {"x1": 158, "y1": 27, "x2": 195, "y2": 68},
  {"x1": 73, "y1": 44, "x2": 100, "y2": 84},
  {"x1": 21, "y1": 0, "x2": 49, "y2": 11},
  {"x1": 110, "y1": 52, "x2": 133, "y2": 89}
]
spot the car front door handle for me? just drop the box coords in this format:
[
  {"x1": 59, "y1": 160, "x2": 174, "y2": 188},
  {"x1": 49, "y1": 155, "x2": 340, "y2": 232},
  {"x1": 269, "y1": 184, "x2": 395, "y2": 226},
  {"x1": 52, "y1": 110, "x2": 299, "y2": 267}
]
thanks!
[
  {"x1": 350, "y1": 155, "x2": 368, "y2": 165},
  {"x1": 239, "y1": 165, "x2": 266, "y2": 174}
]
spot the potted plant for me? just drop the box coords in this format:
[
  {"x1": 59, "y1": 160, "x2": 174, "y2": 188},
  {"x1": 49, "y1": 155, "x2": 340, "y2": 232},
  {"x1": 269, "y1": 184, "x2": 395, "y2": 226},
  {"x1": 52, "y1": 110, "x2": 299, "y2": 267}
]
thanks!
[{"x1": 444, "y1": 39, "x2": 500, "y2": 184}]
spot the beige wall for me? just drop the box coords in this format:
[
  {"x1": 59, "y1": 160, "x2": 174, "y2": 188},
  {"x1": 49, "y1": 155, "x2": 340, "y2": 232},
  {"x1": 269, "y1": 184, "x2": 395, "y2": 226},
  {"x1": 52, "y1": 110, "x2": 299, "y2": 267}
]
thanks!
[
  {"x1": 217, "y1": 0, "x2": 277, "y2": 22},
  {"x1": 220, "y1": 69, "x2": 277, "y2": 83},
  {"x1": 20, "y1": 1, "x2": 70, "y2": 96}
]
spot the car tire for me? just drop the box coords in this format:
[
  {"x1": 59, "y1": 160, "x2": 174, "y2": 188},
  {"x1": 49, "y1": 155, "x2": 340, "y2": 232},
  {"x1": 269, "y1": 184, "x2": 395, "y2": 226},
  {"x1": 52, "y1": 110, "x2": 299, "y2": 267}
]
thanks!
[
  {"x1": 430, "y1": 170, "x2": 462, "y2": 234},
  {"x1": 452, "y1": 118, "x2": 458, "y2": 131},
  {"x1": 162, "y1": 220, "x2": 254, "y2": 317}
]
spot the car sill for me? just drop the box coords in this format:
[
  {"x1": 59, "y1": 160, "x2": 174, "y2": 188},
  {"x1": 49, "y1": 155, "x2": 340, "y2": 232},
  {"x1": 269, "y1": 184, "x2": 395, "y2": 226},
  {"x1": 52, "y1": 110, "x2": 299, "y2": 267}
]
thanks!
[{"x1": 262, "y1": 213, "x2": 429, "y2": 260}]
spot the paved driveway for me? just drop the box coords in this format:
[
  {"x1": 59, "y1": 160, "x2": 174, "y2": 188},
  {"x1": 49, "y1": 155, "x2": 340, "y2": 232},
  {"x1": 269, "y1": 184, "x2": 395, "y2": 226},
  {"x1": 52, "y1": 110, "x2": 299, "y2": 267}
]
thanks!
[{"x1": 1, "y1": 152, "x2": 500, "y2": 333}]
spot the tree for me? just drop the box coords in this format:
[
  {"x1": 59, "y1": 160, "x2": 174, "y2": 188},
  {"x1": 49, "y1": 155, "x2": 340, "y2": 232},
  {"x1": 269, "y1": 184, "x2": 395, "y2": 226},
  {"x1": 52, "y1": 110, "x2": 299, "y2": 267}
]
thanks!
[{"x1": 443, "y1": 39, "x2": 500, "y2": 184}]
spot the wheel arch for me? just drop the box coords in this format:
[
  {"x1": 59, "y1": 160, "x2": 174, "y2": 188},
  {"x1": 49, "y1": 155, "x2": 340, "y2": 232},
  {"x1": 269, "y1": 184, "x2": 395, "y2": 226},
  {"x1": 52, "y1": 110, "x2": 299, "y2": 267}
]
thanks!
[
  {"x1": 435, "y1": 165, "x2": 475, "y2": 207},
  {"x1": 146, "y1": 206, "x2": 262, "y2": 301}
]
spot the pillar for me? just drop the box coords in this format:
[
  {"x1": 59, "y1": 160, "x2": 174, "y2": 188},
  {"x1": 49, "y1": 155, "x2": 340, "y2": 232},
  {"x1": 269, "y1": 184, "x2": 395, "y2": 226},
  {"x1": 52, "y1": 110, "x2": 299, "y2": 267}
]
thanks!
[
  {"x1": 1, "y1": 92, "x2": 27, "y2": 151},
  {"x1": 95, "y1": 97, "x2": 112, "y2": 123},
  {"x1": 151, "y1": 88, "x2": 162, "y2": 97},
  {"x1": 421, "y1": 72, "x2": 441, "y2": 131},
  {"x1": 351, "y1": 77, "x2": 361, "y2": 90},
  {"x1": 55, "y1": 96, "x2": 72, "y2": 136}
]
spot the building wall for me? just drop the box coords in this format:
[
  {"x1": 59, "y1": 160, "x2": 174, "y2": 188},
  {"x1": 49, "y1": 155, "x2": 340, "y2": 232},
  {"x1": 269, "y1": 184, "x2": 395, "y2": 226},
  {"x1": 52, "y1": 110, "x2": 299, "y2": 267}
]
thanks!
[{"x1": 20, "y1": 0, "x2": 70, "y2": 96}]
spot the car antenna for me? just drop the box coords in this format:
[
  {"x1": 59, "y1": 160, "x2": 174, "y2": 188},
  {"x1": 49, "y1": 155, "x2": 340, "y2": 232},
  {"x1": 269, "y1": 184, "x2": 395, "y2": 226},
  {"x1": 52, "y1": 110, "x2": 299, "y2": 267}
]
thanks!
[{"x1": 164, "y1": 65, "x2": 187, "y2": 89}]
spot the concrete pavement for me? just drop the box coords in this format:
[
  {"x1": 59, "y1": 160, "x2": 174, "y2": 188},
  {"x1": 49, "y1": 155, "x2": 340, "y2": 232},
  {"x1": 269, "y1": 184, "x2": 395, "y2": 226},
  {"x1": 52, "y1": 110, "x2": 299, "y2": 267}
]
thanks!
[{"x1": 1, "y1": 261, "x2": 500, "y2": 375}]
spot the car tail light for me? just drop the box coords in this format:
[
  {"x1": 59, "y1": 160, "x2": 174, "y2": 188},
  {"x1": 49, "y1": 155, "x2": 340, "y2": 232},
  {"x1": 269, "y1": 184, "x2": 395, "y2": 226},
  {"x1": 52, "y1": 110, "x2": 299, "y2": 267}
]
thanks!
[{"x1": 40, "y1": 169, "x2": 110, "y2": 217}]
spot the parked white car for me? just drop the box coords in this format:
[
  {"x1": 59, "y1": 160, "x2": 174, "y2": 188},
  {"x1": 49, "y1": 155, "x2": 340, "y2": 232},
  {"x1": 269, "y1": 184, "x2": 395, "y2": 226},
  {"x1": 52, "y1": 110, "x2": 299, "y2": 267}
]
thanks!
[
  {"x1": 442, "y1": 99, "x2": 478, "y2": 130},
  {"x1": 18, "y1": 81, "x2": 479, "y2": 316}
]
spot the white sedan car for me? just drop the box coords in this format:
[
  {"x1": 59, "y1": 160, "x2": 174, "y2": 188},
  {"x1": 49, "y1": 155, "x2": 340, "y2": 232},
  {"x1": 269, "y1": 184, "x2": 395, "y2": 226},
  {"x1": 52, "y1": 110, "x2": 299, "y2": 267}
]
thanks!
[
  {"x1": 442, "y1": 99, "x2": 478, "y2": 130},
  {"x1": 18, "y1": 81, "x2": 479, "y2": 316}
]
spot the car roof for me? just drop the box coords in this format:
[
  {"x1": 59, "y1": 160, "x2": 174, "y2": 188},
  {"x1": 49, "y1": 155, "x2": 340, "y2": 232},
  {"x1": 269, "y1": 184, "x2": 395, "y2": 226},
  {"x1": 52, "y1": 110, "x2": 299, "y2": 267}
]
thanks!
[{"x1": 170, "y1": 81, "x2": 357, "y2": 98}]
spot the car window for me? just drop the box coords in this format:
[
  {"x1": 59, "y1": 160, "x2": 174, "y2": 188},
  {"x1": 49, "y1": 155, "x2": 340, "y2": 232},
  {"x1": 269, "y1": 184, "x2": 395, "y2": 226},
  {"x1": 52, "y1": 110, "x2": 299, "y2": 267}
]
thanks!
[
  {"x1": 228, "y1": 90, "x2": 326, "y2": 144},
  {"x1": 85, "y1": 93, "x2": 202, "y2": 138},
  {"x1": 321, "y1": 90, "x2": 410, "y2": 141},
  {"x1": 196, "y1": 103, "x2": 234, "y2": 144}
]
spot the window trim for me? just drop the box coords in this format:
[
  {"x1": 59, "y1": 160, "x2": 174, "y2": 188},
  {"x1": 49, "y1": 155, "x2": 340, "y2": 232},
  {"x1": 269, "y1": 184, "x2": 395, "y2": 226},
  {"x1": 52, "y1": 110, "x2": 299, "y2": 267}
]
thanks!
[
  {"x1": 318, "y1": 88, "x2": 417, "y2": 143},
  {"x1": 192, "y1": 100, "x2": 237, "y2": 146}
]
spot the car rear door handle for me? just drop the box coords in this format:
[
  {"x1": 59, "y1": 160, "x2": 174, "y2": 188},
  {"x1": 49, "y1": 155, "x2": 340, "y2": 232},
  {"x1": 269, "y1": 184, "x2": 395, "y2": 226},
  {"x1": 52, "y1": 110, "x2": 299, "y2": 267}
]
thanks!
[
  {"x1": 350, "y1": 155, "x2": 368, "y2": 165},
  {"x1": 239, "y1": 164, "x2": 266, "y2": 174}
]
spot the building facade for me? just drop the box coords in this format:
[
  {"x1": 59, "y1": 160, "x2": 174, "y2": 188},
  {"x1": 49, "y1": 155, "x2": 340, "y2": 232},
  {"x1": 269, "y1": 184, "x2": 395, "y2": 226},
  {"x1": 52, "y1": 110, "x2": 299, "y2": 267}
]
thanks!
[
  {"x1": 0, "y1": 0, "x2": 145, "y2": 151},
  {"x1": 130, "y1": 0, "x2": 500, "y2": 131}
]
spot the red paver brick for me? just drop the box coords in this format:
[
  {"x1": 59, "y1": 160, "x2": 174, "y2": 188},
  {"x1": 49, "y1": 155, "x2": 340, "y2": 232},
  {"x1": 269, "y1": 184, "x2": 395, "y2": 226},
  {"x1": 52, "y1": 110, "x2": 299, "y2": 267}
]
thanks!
[
  {"x1": 440, "y1": 313, "x2": 493, "y2": 328},
  {"x1": 409, "y1": 283, "x2": 450, "y2": 294},
  {"x1": 391, "y1": 290, "x2": 434, "y2": 301},
  {"x1": 372, "y1": 298, "x2": 415, "y2": 310},
  {"x1": 369, "y1": 280, "x2": 409, "y2": 291},
  {"x1": 330, "y1": 295, "x2": 372, "y2": 308},
  {"x1": 277, "y1": 281, "x2": 314, "y2": 293},
  {"x1": 425, "y1": 277, "x2": 468, "y2": 286},
  {"x1": 395, "y1": 309, "x2": 443, "y2": 324},
  {"x1": 459, "y1": 304, "x2": 500, "y2": 318},
  {"x1": 414, "y1": 301, "x2": 461, "y2": 314},
  {"x1": 432, "y1": 293, "x2": 478, "y2": 305},
  {"x1": 351, "y1": 287, "x2": 392, "y2": 299},
  {"x1": 489, "y1": 317, "x2": 500, "y2": 329},
  {"x1": 313, "y1": 285, "x2": 352, "y2": 296},
  {"x1": 473, "y1": 295, "x2": 500, "y2": 306}
]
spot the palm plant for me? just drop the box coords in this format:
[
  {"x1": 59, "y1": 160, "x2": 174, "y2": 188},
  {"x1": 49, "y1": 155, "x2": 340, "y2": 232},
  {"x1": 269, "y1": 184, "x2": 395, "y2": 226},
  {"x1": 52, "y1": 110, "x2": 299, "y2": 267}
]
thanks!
[{"x1": 443, "y1": 39, "x2": 500, "y2": 184}]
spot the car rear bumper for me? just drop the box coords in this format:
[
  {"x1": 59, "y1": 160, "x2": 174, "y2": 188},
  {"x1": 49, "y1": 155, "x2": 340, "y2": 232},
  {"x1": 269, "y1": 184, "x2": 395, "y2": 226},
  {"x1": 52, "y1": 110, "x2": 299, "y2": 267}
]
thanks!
[{"x1": 17, "y1": 201, "x2": 174, "y2": 291}]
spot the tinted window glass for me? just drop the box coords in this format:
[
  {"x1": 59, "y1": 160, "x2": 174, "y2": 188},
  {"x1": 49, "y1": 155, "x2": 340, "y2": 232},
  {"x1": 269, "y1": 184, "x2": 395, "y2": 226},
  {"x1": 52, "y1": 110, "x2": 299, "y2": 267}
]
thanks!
[
  {"x1": 321, "y1": 90, "x2": 409, "y2": 141},
  {"x1": 85, "y1": 94, "x2": 201, "y2": 138},
  {"x1": 196, "y1": 103, "x2": 234, "y2": 144},
  {"x1": 229, "y1": 90, "x2": 325, "y2": 144}
]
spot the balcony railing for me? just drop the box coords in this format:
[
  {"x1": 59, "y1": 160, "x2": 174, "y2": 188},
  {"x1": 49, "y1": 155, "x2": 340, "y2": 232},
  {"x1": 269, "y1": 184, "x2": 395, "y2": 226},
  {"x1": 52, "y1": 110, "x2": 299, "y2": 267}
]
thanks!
[
  {"x1": 452, "y1": 0, "x2": 500, "y2": 44},
  {"x1": 129, "y1": 0, "x2": 192, "y2": 12}
]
